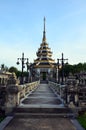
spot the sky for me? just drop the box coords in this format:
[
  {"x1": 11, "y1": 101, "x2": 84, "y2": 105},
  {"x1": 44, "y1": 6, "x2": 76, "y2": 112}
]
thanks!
[{"x1": 0, "y1": 0, "x2": 86, "y2": 70}]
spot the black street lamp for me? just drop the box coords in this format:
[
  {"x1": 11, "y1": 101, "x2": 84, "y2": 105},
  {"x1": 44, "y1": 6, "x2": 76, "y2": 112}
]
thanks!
[
  {"x1": 57, "y1": 59, "x2": 60, "y2": 83},
  {"x1": 57, "y1": 53, "x2": 68, "y2": 85},
  {"x1": 16, "y1": 53, "x2": 29, "y2": 84},
  {"x1": 29, "y1": 63, "x2": 34, "y2": 82},
  {"x1": 57, "y1": 53, "x2": 68, "y2": 104},
  {"x1": 26, "y1": 58, "x2": 29, "y2": 73},
  {"x1": 26, "y1": 58, "x2": 29, "y2": 82}
]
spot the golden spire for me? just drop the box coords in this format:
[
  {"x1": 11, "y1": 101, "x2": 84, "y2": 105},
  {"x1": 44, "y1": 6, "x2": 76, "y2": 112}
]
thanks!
[{"x1": 42, "y1": 17, "x2": 46, "y2": 42}]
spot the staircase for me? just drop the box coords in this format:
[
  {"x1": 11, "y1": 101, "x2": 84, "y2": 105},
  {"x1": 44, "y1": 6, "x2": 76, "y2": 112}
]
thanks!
[
  {"x1": 14, "y1": 107, "x2": 75, "y2": 118},
  {"x1": 14, "y1": 84, "x2": 75, "y2": 118}
]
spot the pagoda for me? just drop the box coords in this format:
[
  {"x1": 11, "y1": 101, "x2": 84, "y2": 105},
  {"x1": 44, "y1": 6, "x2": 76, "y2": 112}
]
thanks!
[{"x1": 34, "y1": 18, "x2": 56, "y2": 81}]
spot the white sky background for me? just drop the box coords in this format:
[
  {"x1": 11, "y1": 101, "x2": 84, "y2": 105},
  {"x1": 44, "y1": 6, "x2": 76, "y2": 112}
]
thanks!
[{"x1": 0, "y1": 0, "x2": 86, "y2": 70}]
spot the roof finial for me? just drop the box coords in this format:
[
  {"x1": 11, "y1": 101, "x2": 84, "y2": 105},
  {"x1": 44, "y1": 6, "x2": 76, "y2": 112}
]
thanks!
[
  {"x1": 42, "y1": 17, "x2": 46, "y2": 42},
  {"x1": 44, "y1": 17, "x2": 46, "y2": 32}
]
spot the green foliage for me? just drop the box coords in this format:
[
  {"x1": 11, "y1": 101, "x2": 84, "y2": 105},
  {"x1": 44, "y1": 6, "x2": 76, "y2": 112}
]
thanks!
[
  {"x1": 9, "y1": 66, "x2": 18, "y2": 73},
  {"x1": 59, "y1": 62, "x2": 86, "y2": 76},
  {"x1": 16, "y1": 71, "x2": 22, "y2": 77},
  {"x1": 78, "y1": 112, "x2": 86, "y2": 129},
  {"x1": 8, "y1": 66, "x2": 29, "y2": 78},
  {"x1": 16, "y1": 71, "x2": 28, "y2": 77},
  {"x1": 0, "y1": 117, "x2": 4, "y2": 122},
  {"x1": 64, "y1": 64, "x2": 73, "y2": 76},
  {"x1": 23, "y1": 72, "x2": 29, "y2": 77}
]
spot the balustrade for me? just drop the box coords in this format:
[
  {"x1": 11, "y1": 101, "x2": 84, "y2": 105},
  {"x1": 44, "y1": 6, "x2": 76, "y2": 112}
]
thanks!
[{"x1": 5, "y1": 80, "x2": 40, "y2": 114}]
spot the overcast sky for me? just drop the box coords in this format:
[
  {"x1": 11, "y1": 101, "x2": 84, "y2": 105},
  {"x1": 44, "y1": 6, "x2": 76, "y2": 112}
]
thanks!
[{"x1": 0, "y1": 0, "x2": 86, "y2": 70}]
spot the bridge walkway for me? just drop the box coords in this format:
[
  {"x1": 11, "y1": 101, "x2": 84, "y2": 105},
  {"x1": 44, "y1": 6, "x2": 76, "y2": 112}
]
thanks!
[
  {"x1": 19, "y1": 83, "x2": 64, "y2": 108},
  {"x1": 14, "y1": 83, "x2": 74, "y2": 118}
]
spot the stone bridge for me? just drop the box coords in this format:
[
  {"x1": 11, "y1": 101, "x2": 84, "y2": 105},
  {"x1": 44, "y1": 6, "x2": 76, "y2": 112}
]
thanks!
[
  {"x1": 0, "y1": 72, "x2": 79, "y2": 116},
  {"x1": 3, "y1": 73, "x2": 61, "y2": 113},
  {"x1": 6, "y1": 80, "x2": 63, "y2": 113},
  {"x1": 0, "y1": 73, "x2": 85, "y2": 130},
  {"x1": 4, "y1": 73, "x2": 77, "y2": 115},
  {"x1": 5, "y1": 78, "x2": 76, "y2": 119},
  {"x1": 1, "y1": 80, "x2": 84, "y2": 130}
]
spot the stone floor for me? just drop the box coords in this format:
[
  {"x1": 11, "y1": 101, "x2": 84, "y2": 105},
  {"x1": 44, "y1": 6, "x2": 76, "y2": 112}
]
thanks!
[
  {"x1": 4, "y1": 117, "x2": 76, "y2": 130},
  {"x1": 20, "y1": 84, "x2": 63, "y2": 107}
]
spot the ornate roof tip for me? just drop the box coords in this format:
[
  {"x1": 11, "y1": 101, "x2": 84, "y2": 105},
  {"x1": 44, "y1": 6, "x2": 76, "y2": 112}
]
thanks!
[
  {"x1": 44, "y1": 17, "x2": 46, "y2": 31},
  {"x1": 42, "y1": 17, "x2": 46, "y2": 42}
]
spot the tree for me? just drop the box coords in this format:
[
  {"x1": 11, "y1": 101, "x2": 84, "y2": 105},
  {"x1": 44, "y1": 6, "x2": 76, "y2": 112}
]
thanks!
[
  {"x1": 9, "y1": 66, "x2": 18, "y2": 75},
  {"x1": 59, "y1": 62, "x2": 86, "y2": 78},
  {"x1": 64, "y1": 64, "x2": 74, "y2": 76},
  {"x1": 59, "y1": 64, "x2": 73, "y2": 77}
]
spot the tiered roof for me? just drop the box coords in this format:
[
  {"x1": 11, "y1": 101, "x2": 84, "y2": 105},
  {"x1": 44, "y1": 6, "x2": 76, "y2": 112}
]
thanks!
[{"x1": 34, "y1": 18, "x2": 55, "y2": 68}]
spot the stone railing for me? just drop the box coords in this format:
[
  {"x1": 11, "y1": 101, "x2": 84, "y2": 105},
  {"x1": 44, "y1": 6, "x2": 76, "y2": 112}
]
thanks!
[
  {"x1": 48, "y1": 81, "x2": 65, "y2": 103},
  {"x1": 48, "y1": 81, "x2": 61, "y2": 95},
  {"x1": 18, "y1": 81, "x2": 40, "y2": 101},
  {"x1": 5, "y1": 80, "x2": 40, "y2": 114}
]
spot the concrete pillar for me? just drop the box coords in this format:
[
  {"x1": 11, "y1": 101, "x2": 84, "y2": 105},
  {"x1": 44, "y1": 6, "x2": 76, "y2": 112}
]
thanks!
[
  {"x1": 5, "y1": 84, "x2": 20, "y2": 114},
  {"x1": 5, "y1": 73, "x2": 20, "y2": 114}
]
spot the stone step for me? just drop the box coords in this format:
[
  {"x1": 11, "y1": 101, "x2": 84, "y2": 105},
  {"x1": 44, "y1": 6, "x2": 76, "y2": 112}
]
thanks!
[
  {"x1": 14, "y1": 107, "x2": 76, "y2": 118},
  {"x1": 14, "y1": 107, "x2": 73, "y2": 114},
  {"x1": 14, "y1": 112, "x2": 75, "y2": 118}
]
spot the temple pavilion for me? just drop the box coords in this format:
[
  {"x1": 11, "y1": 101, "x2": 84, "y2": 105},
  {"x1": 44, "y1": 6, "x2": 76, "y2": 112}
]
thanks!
[{"x1": 33, "y1": 18, "x2": 57, "y2": 81}]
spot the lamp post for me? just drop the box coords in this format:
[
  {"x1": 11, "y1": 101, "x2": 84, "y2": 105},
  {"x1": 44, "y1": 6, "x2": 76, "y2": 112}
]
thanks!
[
  {"x1": 26, "y1": 58, "x2": 29, "y2": 73},
  {"x1": 26, "y1": 58, "x2": 29, "y2": 82},
  {"x1": 16, "y1": 53, "x2": 29, "y2": 84},
  {"x1": 57, "y1": 53, "x2": 68, "y2": 85},
  {"x1": 57, "y1": 59, "x2": 60, "y2": 83},
  {"x1": 57, "y1": 53, "x2": 68, "y2": 104},
  {"x1": 29, "y1": 63, "x2": 34, "y2": 82}
]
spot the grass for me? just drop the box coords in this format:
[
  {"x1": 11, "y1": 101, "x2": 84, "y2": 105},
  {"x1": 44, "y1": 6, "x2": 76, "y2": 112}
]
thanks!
[
  {"x1": 77, "y1": 112, "x2": 86, "y2": 130},
  {"x1": 0, "y1": 116, "x2": 5, "y2": 123}
]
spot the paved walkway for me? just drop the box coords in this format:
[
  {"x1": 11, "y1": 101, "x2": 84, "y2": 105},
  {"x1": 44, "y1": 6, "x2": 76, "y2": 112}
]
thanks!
[
  {"x1": 4, "y1": 117, "x2": 77, "y2": 130},
  {"x1": 20, "y1": 84, "x2": 64, "y2": 108}
]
